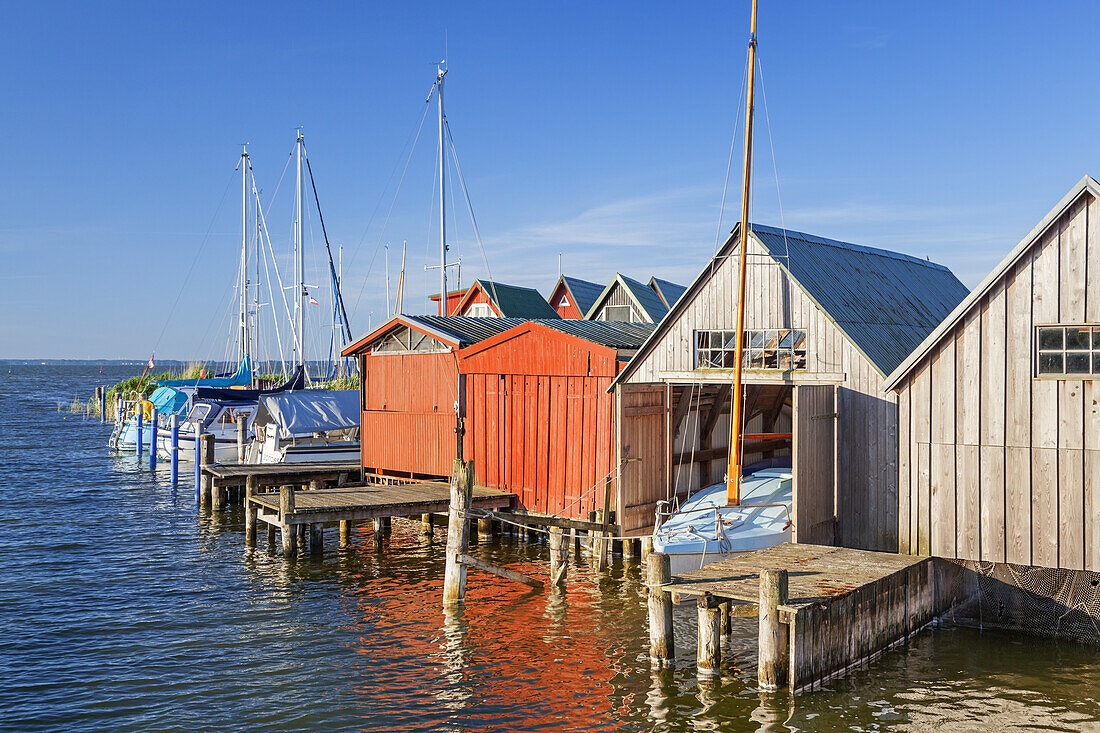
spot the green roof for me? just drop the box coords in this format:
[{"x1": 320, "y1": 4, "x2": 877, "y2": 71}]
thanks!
[{"x1": 474, "y1": 280, "x2": 560, "y2": 319}]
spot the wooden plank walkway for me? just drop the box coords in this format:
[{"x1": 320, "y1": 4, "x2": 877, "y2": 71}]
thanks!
[
  {"x1": 204, "y1": 461, "x2": 361, "y2": 489},
  {"x1": 657, "y1": 543, "x2": 936, "y2": 692},
  {"x1": 250, "y1": 481, "x2": 515, "y2": 526}
]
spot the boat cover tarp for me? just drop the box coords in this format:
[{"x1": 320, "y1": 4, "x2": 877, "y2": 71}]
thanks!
[
  {"x1": 192, "y1": 365, "x2": 305, "y2": 402},
  {"x1": 158, "y1": 355, "x2": 253, "y2": 388},
  {"x1": 147, "y1": 386, "x2": 189, "y2": 417},
  {"x1": 253, "y1": 390, "x2": 359, "y2": 439}
]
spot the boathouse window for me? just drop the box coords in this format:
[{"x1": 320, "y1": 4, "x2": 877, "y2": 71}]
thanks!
[
  {"x1": 465, "y1": 302, "x2": 497, "y2": 318},
  {"x1": 694, "y1": 329, "x2": 807, "y2": 370},
  {"x1": 1036, "y1": 325, "x2": 1100, "y2": 377},
  {"x1": 599, "y1": 304, "x2": 635, "y2": 322}
]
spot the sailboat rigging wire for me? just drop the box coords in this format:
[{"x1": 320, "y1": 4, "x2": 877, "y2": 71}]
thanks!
[
  {"x1": 303, "y1": 152, "x2": 353, "y2": 343},
  {"x1": 266, "y1": 151, "x2": 293, "y2": 219},
  {"x1": 350, "y1": 97, "x2": 434, "y2": 319},
  {"x1": 251, "y1": 167, "x2": 294, "y2": 371},
  {"x1": 756, "y1": 56, "x2": 793, "y2": 275},
  {"x1": 714, "y1": 44, "x2": 752, "y2": 257},
  {"x1": 149, "y1": 170, "x2": 236, "y2": 355},
  {"x1": 445, "y1": 120, "x2": 498, "y2": 308}
]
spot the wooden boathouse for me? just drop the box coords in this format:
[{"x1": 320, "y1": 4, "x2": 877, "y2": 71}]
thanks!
[
  {"x1": 548, "y1": 275, "x2": 603, "y2": 319},
  {"x1": 586, "y1": 273, "x2": 674, "y2": 323},
  {"x1": 886, "y1": 176, "x2": 1100, "y2": 572},
  {"x1": 343, "y1": 315, "x2": 654, "y2": 520},
  {"x1": 611, "y1": 224, "x2": 969, "y2": 548}
]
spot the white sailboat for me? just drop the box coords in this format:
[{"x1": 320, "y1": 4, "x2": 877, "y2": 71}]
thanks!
[{"x1": 652, "y1": 0, "x2": 794, "y2": 574}]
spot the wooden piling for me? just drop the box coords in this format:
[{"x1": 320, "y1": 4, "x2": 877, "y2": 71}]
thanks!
[
  {"x1": 373, "y1": 517, "x2": 391, "y2": 537},
  {"x1": 421, "y1": 513, "x2": 434, "y2": 536},
  {"x1": 244, "y1": 476, "x2": 257, "y2": 548},
  {"x1": 593, "y1": 510, "x2": 609, "y2": 572},
  {"x1": 267, "y1": 523, "x2": 276, "y2": 551},
  {"x1": 96, "y1": 386, "x2": 105, "y2": 423},
  {"x1": 136, "y1": 407, "x2": 144, "y2": 461},
  {"x1": 237, "y1": 415, "x2": 247, "y2": 463},
  {"x1": 758, "y1": 568, "x2": 789, "y2": 690},
  {"x1": 339, "y1": 520, "x2": 351, "y2": 548},
  {"x1": 442, "y1": 459, "x2": 474, "y2": 607},
  {"x1": 200, "y1": 434, "x2": 215, "y2": 509},
  {"x1": 549, "y1": 527, "x2": 568, "y2": 587},
  {"x1": 280, "y1": 485, "x2": 297, "y2": 558},
  {"x1": 697, "y1": 594, "x2": 722, "y2": 677},
  {"x1": 310, "y1": 524, "x2": 323, "y2": 555},
  {"x1": 149, "y1": 408, "x2": 158, "y2": 470},
  {"x1": 720, "y1": 600, "x2": 732, "y2": 635},
  {"x1": 193, "y1": 423, "x2": 203, "y2": 505},
  {"x1": 478, "y1": 516, "x2": 494, "y2": 542},
  {"x1": 647, "y1": 552, "x2": 674, "y2": 664},
  {"x1": 642, "y1": 535, "x2": 654, "y2": 562}
]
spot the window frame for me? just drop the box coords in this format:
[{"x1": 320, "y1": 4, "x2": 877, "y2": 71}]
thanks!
[
  {"x1": 693, "y1": 328, "x2": 808, "y2": 371},
  {"x1": 1034, "y1": 323, "x2": 1100, "y2": 379}
]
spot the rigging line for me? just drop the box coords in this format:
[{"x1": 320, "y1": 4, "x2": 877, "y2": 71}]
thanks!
[
  {"x1": 250, "y1": 164, "x2": 295, "y2": 359},
  {"x1": 150, "y1": 169, "x2": 236, "y2": 354},
  {"x1": 350, "y1": 96, "x2": 434, "y2": 319},
  {"x1": 265, "y1": 151, "x2": 293, "y2": 219},
  {"x1": 713, "y1": 43, "x2": 752, "y2": 257},
  {"x1": 302, "y1": 150, "x2": 353, "y2": 342},
  {"x1": 756, "y1": 56, "x2": 793, "y2": 287},
  {"x1": 445, "y1": 120, "x2": 497, "y2": 308}
]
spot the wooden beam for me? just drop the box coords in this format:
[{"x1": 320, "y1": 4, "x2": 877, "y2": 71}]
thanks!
[
  {"x1": 669, "y1": 387, "x2": 694, "y2": 439},
  {"x1": 458, "y1": 553, "x2": 544, "y2": 589},
  {"x1": 700, "y1": 384, "x2": 732, "y2": 440},
  {"x1": 495, "y1": 510, "x2": 619, "y2": 535}
]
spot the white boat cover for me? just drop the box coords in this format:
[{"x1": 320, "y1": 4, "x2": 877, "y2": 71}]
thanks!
[{"x1": 253, "y1": 390, "x2": 360, "y2": 439}]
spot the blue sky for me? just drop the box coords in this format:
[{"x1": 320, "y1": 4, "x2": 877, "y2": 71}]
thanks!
[{"x1": 3, "y1": 1, "x2": 1100, "y2": 359}]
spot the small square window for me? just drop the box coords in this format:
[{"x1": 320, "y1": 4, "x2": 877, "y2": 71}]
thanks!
[
  {"x1": 1093, "y1": 329, "x2": 1100, "y2": 349},
  {"x1": 1067, "y1": 353, "x2": 1091, "y2": 374},
  {"x1": 1039, "y1": 328, "x2": 1064, "y2": 349},
  {"x1": 1067, "y1": 328, "x2": 1091, "y2": 350},
  {"x1": 1038, "y1": 352, "x2": 1064, "y2": 374}
]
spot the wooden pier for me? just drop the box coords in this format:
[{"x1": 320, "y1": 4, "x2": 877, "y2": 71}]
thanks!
[
  {"x1": 648, "y1": 543, "x2": 936, "y2": 692},
  {"x1": 198, "y1": 460, "x2": 361, "y2": 509}
]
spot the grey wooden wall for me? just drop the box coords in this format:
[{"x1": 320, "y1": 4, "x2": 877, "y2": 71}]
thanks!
[
  {"x1": 897, "y1": 191, "x2": 1100, "y2": 572},
  {"x1": 624, "y1": 235, "x2": 899, "y2": 551}
]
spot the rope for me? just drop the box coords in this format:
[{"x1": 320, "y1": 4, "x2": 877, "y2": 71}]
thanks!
[{"x1": 713, "y1": 43, "x2": 752, "y2": 257}]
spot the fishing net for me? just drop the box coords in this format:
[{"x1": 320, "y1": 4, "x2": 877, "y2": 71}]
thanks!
[{"x1": 935, "y1": 559, "x2": 1100, "y2": 645}]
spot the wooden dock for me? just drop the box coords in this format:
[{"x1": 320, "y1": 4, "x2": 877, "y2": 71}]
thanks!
[{"x1": 648, "y1": 543, "x2": 936, "y2": 692}]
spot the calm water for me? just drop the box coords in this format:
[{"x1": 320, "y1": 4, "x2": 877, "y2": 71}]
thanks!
[{"x1": 3, "y1": 365, "x2": 1100, "y2": 732}]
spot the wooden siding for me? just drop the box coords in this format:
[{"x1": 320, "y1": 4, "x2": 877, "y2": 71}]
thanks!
[
  {"x1": 617, "y1": 383, "x2": 668, "y2": 535},
  {"x1": 793, "y1": 385, "x2": 837, "y2": 545},
  {"x1": 460, "y1": 324, "x2": 619, "y2": 519},
  {"x1": 897, "y1": 192, "x2": 1100, "y2": 572},
  {"x1": 623, "y1": 236, "x2": 898, "y2": 551},
  {"x1": 360, "y1": 351, "x2": 459, "y2": 478},
  {"x1": 549, "y1": 282, "x2": 583, "y2": 319}
]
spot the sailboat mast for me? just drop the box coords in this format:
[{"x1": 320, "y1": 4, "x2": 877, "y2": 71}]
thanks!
[
  {"x1": 437, "y1": 64, "x2": 447, "y2": 315},
  {"x1": 239, "y1": 145, "x2": 250, "y2": 367},
  {"x1": 726, "y1": 0, "x2": 758, "y2": 506},
  {"x1": 295, "y1": 129, "x2": 305, "y2": 371}
]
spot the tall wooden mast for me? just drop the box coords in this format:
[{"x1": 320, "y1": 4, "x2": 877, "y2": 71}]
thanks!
[{"x1": 726, "y1": 0, "x2": 758, "y2": 506}]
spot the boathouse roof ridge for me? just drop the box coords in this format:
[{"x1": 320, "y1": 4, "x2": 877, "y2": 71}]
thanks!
[
  {"x1": 536, "y1": 318, "x2": 656, "y2": 349},
  {"x1": 613, "y1": 222, "x2": 969, "y2": 386},
  {"x1": 408, "y1": 315, "x2": 527, "y2": 345},
  {"x1": 648, "y1": 277, "x2": 687, "y2": 309},
  {"x1": 557, "y1": 275, "x2": 604, "y2": 315},
  {"x1": 456, "y1": 279, "x2": 561, "y2": 319},
  {"x1": 585, "y1": 273, "x2": 670, "y2": 322},
  {"x1": 883, "y1": 174, "x2": 1100, "y2": 389}
]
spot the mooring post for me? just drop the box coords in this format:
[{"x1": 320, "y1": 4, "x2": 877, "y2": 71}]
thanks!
[
  {"x1": 148, "y1": 408, "x2": 158, "y2": 470},
  {"x1": 244, "y1": 475, "x2": 257, "y2": 548},
  {"x1": 697, "y1": 594, "x2": 722, "y2": 677},
  {"x1": 442, "y1": 459, "x2": 474, "y2": 607},
  {"x1": 642, "y1": 536, "x2": 654, "y2": 562},
  {"x1": 280, "y1": 485, "x2": 297, "y2": 558},
  {"x1": 758, "y1": 568, "x2": 789, "y2": 691},
  {"x1": 339, "y1": 520, "x2": 351, "y2": 548},
  {"x1": 421, "y1": 513, "x2": 434, "y2": 536},
  {"x1": 549, "y1": 526, "x2": 568, "y2": 587},
  {"x1": 647, "y1": 552, "x2": 674, "y2": 664},
  {"x1": 136, "y1": 406, "x2": 144, "y2": 462},
  {"x1": 594, "y1": 510, "x2": 609, "y2": 573},
  {"x1": 193, "y1": 422, "x2": 204, "y2": 505},
  {"x1": 478, "y1": 516, "x2": 494, "y2": 543},
  {"x1": 97, "y1": 386, "x2": 105, "y2": 423},
  {"x1": 237, "y1": 415, "x2": 247, "y2": 463},
  {"x1": 169, "y1": 414, "x2": 179, "y2": 486},
  {"x1": 310, "y1": 523, "x2": 323, "y2": 555},
  {"x1": 201, "y1": 434, "x2": 215, "y2": 510},
  {"x1": 373, "y1": 517, "x2": 391, "y2": 539},
  {"x1": 720, "y1": 600, "x2": 732, "y2": 635},
  {"x1": 267, "y1": 523, "x2": 277, "y2": 551}
]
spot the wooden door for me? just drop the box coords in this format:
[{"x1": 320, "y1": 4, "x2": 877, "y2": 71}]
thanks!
[
  {"x1": 617, "y1": 383, "x2": 668, "y2": 536},
  {"x1": 793, "y1": 384, "x2": 836, "y2": 545}
]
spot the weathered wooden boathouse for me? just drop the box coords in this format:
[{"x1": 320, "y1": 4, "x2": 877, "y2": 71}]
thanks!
[
  {"x1": 612, "y1": 224, "x2": 969, "y2": 548},
  {"x1": 446, "y1": 279, "x2": 561, "y2": 319},
  {"x1": 886, "y1": 176, "x2": 1100, "y2": 574},
  {"x1": 343, "y1": 315, "x2": 654, "y2": 520},
  {"x1": 586, "y1": 273, "x2": 674, "y2": 323}
]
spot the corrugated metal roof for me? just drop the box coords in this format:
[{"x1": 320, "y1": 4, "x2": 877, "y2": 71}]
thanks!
[
  {"x1": 560, "y1": 275, "x2": 603, "y2": 314},
  {"x1": 534, "y1": 319, "x2": 656, "y2": 348},
  {"x1": 476, "y1": 280, "x2": 561, "y2": 319},
  {"x1": 410, "y1": 315, "x2": 526, "y2": 345},
  {"x1": 748, "y1": 224, "x2": 969, "y2": 375},
  {"x1": 649, "y1": 277, "x2": 687, "y2": 308},
  {"x1": 618, "y1": 274, "x2": 670, "y2": 322}
]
